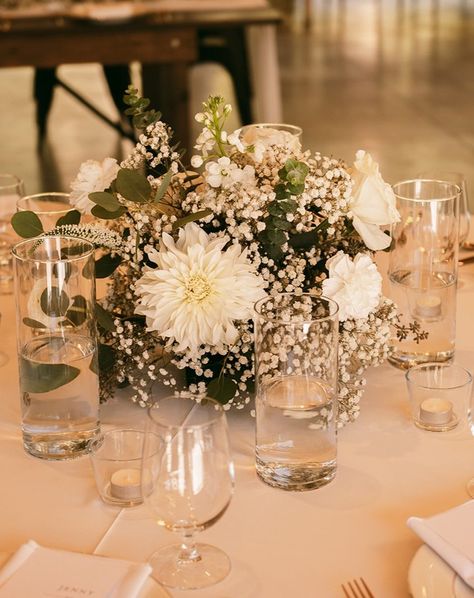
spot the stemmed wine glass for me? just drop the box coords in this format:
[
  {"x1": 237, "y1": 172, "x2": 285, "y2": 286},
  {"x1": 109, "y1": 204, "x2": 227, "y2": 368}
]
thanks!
[
  {"x1": 417, "y1": 170, "x2": 470, "y2": 247},
  {"x1": 141, "y1": 396, "x2": 235, "y2": 590}
]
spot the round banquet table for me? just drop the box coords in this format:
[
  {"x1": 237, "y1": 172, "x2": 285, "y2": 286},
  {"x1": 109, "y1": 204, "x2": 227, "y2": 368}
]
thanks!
[{"x1": 1, "y1": 261, "x2": 474, "y2": 598}]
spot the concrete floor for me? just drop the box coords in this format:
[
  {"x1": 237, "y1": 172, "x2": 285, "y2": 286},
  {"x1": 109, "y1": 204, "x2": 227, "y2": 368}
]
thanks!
[{"x1": 0, "y1": 0, "x2": 473, "y2": 201}]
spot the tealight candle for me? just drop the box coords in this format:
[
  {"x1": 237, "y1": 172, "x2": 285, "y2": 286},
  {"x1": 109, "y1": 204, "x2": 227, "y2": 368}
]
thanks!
[
  {"x1": 110, "y1": 468, "x2": 141, "y2": 501},
  {"x1": 415, "y1": 295, "x2": 442, "y2": 319},
  {"x1": 419, "y1": 398, "x2": 453, "y2": 427}
]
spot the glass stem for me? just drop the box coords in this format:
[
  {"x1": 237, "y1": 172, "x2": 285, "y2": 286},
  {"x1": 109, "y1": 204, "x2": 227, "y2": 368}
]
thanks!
[{"x1": 178, "y1": 533, "x2": 201, "y2": 563}]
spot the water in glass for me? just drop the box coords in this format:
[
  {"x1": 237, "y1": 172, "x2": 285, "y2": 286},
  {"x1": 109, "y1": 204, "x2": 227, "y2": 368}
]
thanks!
[
  {"x1": 256, "y1": 375, "x2": 336, "y2": 490},
  {"x1": 389, "y1": 269, "x2": 456, "y2": 367},
  {"x1": 20, "y1": 333, "x2": 99, "y2": 459}
]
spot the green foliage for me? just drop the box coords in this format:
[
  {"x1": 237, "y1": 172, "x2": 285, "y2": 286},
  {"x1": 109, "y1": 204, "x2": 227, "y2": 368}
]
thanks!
[
  {"x1": 22, "y1": 317, "x2": 46, "y2": 329},
  {"x1": 172, "y1": 208, "x2": 213, "y2": 231},
  {"x1": 116, "y1": 169, "x2": 151, "y2": 203},
  {"x1": 91, "y1": 205, "x2": 126, "y2": 220},
  {"x1": 278, "y1": 159, "x2": 309, "y2": 195},
  {"x1": 258, "y1": 158, "x2": 309, "y2": 260},
  {"x1": 288, "y1": 218, "x2": 330, "y2": 250},
  {"x1": 123, "y1": 86, "x2": 162, "y2": 130},
  {"x1": 55, "y1": 210, "x2": 81, "y2": 227},
  {"x1": 40, "y1": 286, "x2": 69, "y2": 317},
  {"x1": 11, "y1": 211, "x2": 44, "y2": 238},
  {"x1": 95, "y1": 303, "x2": 116, "y2": 332},
  {"x1": 19, "y1": 357, "x2": 80, "y2": 393},
  {"x1": 98, "y1": 343, "x2": 117, "y2": 372},
  {"x1": 89, "y1": 192, "x2": 122, "y2": 212},
  {"x1": 154, "y1": 169, "x2": 173, "y2": 203},
  {"x1": 65, "y1": 295, "x2": 88, "y2": 326},
  {"x1": 95, "y1": 253, "x2": 122, "y2": 279},
  {"x1": 207, "y1": 375, "x2": 237, "y2": 404}
]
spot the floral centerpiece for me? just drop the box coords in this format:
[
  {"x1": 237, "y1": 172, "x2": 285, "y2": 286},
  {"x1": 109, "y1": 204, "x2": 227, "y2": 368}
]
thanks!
[{"x1": 13, "y1": 89, "x2": 420, "y2": 424}]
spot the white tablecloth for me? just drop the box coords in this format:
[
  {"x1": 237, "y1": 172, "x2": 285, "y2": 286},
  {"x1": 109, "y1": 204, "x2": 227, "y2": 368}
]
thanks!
[{"x1": 1, "y1": 263, "x2": 474, "y2": 597}]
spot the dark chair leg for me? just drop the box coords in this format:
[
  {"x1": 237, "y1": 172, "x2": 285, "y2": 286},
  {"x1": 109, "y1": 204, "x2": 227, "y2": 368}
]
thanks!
[
  {"x1": 33, "y1": 67, "x2": 57, "y2": 145},
  {"x1": 102, "y1": 64, "x2": 131, "y2": 116},
  {"x1": 198, "y1": 28, "x2": 254, "y2": 125}
]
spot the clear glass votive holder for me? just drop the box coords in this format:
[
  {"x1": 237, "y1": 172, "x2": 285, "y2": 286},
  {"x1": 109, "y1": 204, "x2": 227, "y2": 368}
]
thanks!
[
  {"x1": 90, "y1": 429, "x2": 162, "y2": 507},
  {"x1": 17, "y1": 192, "x2": 73, "y2": 232},
  {"x1": 406, "y1": 363, "x2": 472, "y2": 432},
  {"x1": 240, "y1": 123, "x2": 303, "y2": 139}
]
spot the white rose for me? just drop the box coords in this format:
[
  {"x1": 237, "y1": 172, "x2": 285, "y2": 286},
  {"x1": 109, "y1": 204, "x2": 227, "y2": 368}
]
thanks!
[
  {"x1": 322, "y1": 251, "x2": 382, "y2": 321},
  {"x1": 70, "y1": 157, "x2": 119, "y2": 214},
  {"x1": 349, "y1": 150, "x2": 400, "y2": 251}
]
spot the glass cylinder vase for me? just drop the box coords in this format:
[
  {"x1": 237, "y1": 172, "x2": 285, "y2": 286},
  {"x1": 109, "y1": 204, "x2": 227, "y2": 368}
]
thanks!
[
  {"x1": 12, "y1": 236, "x2": 100, "y2": 459},
  {"x1": 388, "y1": 179, "x2": 459, "y2": 369},
  {"x1": 254, "y1": 293, "x2": 339, "y2": 491},
  {"x1": 17, "y1": 192, "x2": 73, "y2": 232}
]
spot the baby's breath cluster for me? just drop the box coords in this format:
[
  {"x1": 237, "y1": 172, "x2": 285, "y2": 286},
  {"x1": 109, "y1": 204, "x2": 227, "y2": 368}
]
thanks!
[{"x1": 69, "y1": 93, "x2": 401, "y2": 424}]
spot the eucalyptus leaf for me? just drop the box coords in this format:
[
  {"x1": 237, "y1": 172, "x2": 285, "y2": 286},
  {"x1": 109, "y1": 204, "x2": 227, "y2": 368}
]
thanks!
[
  {"x1": 207, "y1": 376, "x2": 237, "y2": 404},
  {"x1": 55, "y1": 210, "x2": 81, "y2": 227},
  {"x1": 97, "y1": 343, "x2": 116, "y2": 373},
  {"x1": 274, "y1": 183, "x2": 289, "y2": 200},
  {"x1": 154, "y1": 170, "x2": 173, "y2": 203},
  {"x1": 19, "y1": 357, "x2": 80, "y2": 393},
  {"x1": 273, "y1": 218, "x2": 292, "y2": 231},
  {"x1": 155, "y1": 202, "x2": 177, "y2": 216},
  {"x1": 95, "y1": 254, "x2": 122, "y2": 279},
  {"x1": 11, "y1": 211, "x2": 44, "y2": 238},
  {"x1": 95, "y1": 303, "x2": 116, "y2": 332},
  {"x1": 288, "y1": 229, "x2": 317, "y2": 249},
  {"x1": 116, "y1": 169, "x2": 151, "y2": 203},
  {"x1": 267, "y1": 229, "x2": 287, "y2": 246},
  {"x1": 267, "y1": 203, "x2": 285, "y2": 217},
  {"x1": 89, "y1": 191, "x2": 121, "y2": 212},
  {"x1": 65, "y1": 295, "x2": 88, "y2": 327},
  {"x1": 40, "y1": 286, "x2": 70, "y2": 317},
  {"x1": 279, "y1": 200, "x2": 297, "y2": 213},
  {"x1": 91, "y1": 205, "x2": 126, "y2": 220},
  {"x1": 22, "y1": 317, "x2": 46, "y2": 329},
  {"x1": 172, "y1": 209, "x2": 213, "y2": 231}
]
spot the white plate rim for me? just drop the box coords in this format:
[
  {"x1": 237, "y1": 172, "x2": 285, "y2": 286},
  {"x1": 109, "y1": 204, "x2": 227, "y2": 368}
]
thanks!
[{"x1": 408, "y1": 545, "x2": 474, "y2": 598}]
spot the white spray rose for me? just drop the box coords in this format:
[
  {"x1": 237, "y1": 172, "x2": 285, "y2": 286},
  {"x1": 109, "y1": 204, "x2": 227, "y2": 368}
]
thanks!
[
  {"x1": 322, "y1": 251, "x2": 382, "y2": 321},
  {"x1": 349, "y1": 150, "x2": 400, "y2": 251},
  {"x1": 240, "y1": 126, "x2": 302, "y2": 162},
  {"x1": 70, "y1": 157, "x2": 119, "y2": 214}
]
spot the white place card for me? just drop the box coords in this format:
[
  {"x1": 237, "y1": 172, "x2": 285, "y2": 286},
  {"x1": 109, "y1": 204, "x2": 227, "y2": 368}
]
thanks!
[{"x1": 0, "y1": 540, "x2": 152, "y2": 598}]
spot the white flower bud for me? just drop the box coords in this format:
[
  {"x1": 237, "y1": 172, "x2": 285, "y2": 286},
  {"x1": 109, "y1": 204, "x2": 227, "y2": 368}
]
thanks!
[{"x1": 191, "y1": 155, "x2": 204, "y2": 168}]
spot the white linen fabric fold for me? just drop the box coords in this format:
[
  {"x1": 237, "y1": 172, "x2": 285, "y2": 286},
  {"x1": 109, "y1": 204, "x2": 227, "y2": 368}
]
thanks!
[
  {"x1": 407, "y1": 500, "x2": 474, "y2": 589},
  {"x1": 0, "y1": 540, "x2": 152, "y2": 597}
]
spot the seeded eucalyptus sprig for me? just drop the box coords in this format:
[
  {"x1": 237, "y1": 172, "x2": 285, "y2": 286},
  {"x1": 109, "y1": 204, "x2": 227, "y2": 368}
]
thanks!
[
  {"x1": 123, "y1": 85, "x2": 162, "y2": 131},
  {"x1": 258, "y1": 159, "x2": 309, "y2": 260}
]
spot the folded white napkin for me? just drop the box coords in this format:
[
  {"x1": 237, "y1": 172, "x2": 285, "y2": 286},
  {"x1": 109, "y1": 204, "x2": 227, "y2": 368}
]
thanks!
[
  {"x1": 0, "y1": 540, "x2": 152, "y2": 598},
  {"x1": 408, "y1": 500, "x2": 474, "y2": 589}
]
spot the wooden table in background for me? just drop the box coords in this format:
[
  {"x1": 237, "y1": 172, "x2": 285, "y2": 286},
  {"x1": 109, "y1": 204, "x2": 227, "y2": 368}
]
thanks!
[{"x1": 0, "y1": 2, "x2": 281, "y2": 148}]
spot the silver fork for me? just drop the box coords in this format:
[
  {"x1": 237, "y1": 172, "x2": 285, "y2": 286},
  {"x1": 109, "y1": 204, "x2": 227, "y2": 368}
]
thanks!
[{"x1": 341, "y1": 577, "x2": 375, "y2": 598}]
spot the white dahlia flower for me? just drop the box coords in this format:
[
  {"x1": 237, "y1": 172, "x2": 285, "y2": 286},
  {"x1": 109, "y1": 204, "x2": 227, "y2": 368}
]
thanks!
[
  {"x1": 70, "y1": 157, "x2": 119, "y2": 214},
  {"x1": 135, "y1": 222, "x2": 266, "y2": 356},
  {"x1": 322, "y1": 251, "x2": 382, "y2": 321}
]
